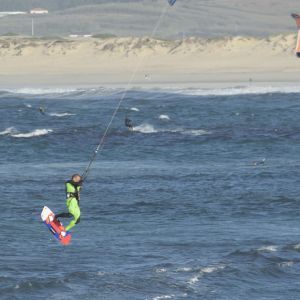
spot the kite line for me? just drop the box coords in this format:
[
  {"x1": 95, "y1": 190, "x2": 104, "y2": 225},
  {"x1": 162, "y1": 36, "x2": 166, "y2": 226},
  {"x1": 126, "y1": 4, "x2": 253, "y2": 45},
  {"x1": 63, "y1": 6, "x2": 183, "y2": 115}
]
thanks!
[{"x1": 82, "y1": 0, "x2": 177, "y2": 181}]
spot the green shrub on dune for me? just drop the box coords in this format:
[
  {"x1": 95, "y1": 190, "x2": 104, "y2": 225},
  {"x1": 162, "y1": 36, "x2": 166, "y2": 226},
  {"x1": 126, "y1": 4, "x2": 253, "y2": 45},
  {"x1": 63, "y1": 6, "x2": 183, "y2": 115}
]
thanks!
[
  {"x1": 92, "y1": 33, "x2": 117, "y2": 39},
  {"x1": 1, "y1": 32, "x2": 19, "y2": 36}
]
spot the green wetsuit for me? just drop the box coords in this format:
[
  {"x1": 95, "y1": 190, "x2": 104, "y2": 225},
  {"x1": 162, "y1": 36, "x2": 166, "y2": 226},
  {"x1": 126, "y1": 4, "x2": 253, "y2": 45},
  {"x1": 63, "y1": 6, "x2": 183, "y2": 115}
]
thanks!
[{"x1": 65, "y1": 181, "x2": 81, "y2": 231}]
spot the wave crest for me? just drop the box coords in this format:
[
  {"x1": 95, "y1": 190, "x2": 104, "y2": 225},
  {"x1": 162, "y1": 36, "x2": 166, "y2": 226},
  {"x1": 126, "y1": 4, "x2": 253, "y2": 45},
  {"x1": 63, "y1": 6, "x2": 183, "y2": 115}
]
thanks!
[
  {"x1": 3, "y1": 87, "x2": 79, "y2": 95},
  {"x1": 11, "y1": 129, "x2": 53, "y2": 138},
  {"x1": 176, "y1": 86, "x2": 300, "y2": 96},
  {"x1": 132, "y1": 124, "x2": 210, "y2": 136},
  {"x1": 188, "y1": 264, "x2": 226, "y2": 285},
  {"x1": 49, "y1": 112, "x2": 76, "y2": 117},
  {"x1": 257, "y1": 245, "x2": 278, "y2": 252},
  {"x1": 0, "y1": 127, "x2": 17, "y2": 136},
  {"x1": 133, "y1": 124, "x2": 157, "y2": 133},
  {"x1": 1, "y1": 85, "x2": 300, "y2": 99},
  {"x1": 153, "y1": 295, "x2": 174, "y2": 300},
  {"x1": 159, "y1": 114, "x2": 170, "y2": 120}
]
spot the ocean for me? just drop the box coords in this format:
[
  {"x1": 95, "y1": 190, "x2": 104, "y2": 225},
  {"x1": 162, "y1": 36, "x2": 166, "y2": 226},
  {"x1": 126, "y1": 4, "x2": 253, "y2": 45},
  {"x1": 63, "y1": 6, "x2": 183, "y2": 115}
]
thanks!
[{"x1": 1, "y1": 86, "x2": 300, "y2": 300}]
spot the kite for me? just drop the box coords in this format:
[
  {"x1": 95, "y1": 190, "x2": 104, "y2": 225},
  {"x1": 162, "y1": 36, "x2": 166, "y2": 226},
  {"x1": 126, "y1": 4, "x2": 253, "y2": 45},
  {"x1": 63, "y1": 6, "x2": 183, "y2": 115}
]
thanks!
[{"x1": 291, "y1": 14, "x2": 300, "y2": 57}]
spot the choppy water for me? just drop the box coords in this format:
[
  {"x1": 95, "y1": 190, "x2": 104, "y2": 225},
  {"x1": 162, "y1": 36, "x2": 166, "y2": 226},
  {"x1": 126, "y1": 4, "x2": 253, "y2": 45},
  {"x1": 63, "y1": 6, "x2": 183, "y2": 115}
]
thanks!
[{"x1": 1, "y1": 86, "x2": 300, "y2": 300}]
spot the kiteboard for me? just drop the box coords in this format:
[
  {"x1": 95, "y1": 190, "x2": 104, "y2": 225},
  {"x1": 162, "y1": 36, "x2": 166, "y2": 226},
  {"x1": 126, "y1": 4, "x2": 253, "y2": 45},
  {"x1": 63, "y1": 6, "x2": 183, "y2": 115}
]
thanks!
[{"x1": 41, "y1": 206, "x2": 72, "y2": 246}]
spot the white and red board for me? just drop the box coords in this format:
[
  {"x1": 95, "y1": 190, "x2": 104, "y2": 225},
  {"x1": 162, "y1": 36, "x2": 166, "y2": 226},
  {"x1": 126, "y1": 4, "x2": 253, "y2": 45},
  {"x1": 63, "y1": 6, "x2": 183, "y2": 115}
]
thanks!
[{"x1": 41, "y1": 206, "x2": 72, "y2": 246}]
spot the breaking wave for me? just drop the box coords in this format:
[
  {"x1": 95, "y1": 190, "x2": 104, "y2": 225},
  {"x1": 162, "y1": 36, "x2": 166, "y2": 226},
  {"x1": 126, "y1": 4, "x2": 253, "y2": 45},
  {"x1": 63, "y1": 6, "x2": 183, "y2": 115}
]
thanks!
[
  {"x1": 132, "y1": 124, "x2": 158, "y2": 133},
  {"x1": 11, "y1": 129, "x2": 53, "y2": 138},
  {"x1": 174, "y1": 86, "x2": 300, "y2": 96},
  {"x1": 159, "y1": 114, "x2": 170, "y2": 120},
  {"x1": 153, "y1": 295, "x2": 174, "y2": 300},
  {"x1": 0, "y1": 87, "x2": 123, "y2": 100},
  {"x1": 257, "y1": 245, "x2": 278, "y2": 252},
  {"x1": 181, "y1": 129, "x2": 210, "y2": 136},
  {"x1": 132, "y1": 123, "x2": 210, "y2": 136},
  {"x1": 0, "y1": 127, "x2": 17, "y2": 136},
  {"x1": 1, "y1": 85, "x2": 300, "y2": 100},
  {"x1": 278, "y1": 261, "x2": 294, "y2": 268},
  {"x1": 188, "y1": 264, "x2": 226, "y2": 285},
  {"x1": 49, "y1": 112, "x2": 76, "y2": 117},
  {"x1": 2, "y1": 87, "x2": 80, "y2": 95}
]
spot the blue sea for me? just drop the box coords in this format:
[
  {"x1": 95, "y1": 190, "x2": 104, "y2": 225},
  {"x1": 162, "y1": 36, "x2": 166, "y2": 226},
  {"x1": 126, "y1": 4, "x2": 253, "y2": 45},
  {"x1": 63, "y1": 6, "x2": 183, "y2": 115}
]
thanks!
[{"x1": 1, "y1": 86, "x2": 300, "y2": 300}]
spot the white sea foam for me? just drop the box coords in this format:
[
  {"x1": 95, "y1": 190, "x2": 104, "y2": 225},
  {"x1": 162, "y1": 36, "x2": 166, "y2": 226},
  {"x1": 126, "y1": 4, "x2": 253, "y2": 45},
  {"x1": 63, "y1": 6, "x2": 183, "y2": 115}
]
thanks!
[
  {"x1": 257, "y1": 245, "x2": 278, "y2": 252},
  {"x1": 0, "y1": 87, "x2": 123, "y2": 99},
  {"x1": 25, "y1": 104, "x2": 32, "y2": 108},
  {"x1": 133, "y1": 124, "x2": 157, "y2": 133},
  {"x1": 173, "y1": 86, "x2": 300, "y2": 96},
  {"x1": 97, "y1": 271, "x2": 106, "y2": 276},
  {"x1": 2, "y1": 85, "x2": 300, "y2": 98},
  {"x1": 188, "y1": 275, "x2": 200, "y2": 284},
  {"x1": 0, "y1": 127, "x2": 16, "y2": 135},
  {"x1": 188, "y1": 264, "x2": 225, "y2": 285},
  {"x1": 153, "y1": 295, "x2": 174, "y2": 300},
  {"x1": 294, "y1": 243, "x2": 300, "y2": 250},
  {"x1": 3, "y1": 87, "x2": 79, "y2": 95},
  {"x1": 11, "y1": 129, "x2": 53, "y2": 138},
  {"x1": 201, "y1": 266, "x2": 225, "y2": 273},
  {"x1": 177, "y1": 267, "x2": 192, "y2": 272},
  {"x1": 132, "y1": 124, "x2": 210, "y2": 136},
  {"x1": 181, "y1": 129, "x2": 210, "y2": 136},
  {"x1": 159, "y1": 114, "x2": 170, "y2": 121},
  {"x1": 49, "y1": 112, "x2": 76, "y2": 117},
  {"x1": 155, "y1": 268, "x2": 167, "y2": 273},
  {"x1": 130, "y1": 107, "x2": 140, "y2": 112},
  {"x1": 169, "y1": 128, "x2": 210, "y2": 136},
  {"x1": 278, "y1": 261, "x2": 294, "y2": 268}
]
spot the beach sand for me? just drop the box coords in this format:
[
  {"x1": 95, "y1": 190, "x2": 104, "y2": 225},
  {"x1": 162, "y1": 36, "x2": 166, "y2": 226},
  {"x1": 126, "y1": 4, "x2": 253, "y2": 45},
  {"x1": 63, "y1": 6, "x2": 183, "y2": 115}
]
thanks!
[{"x1": 0, "y1": 34, "x2": 299, "y2": 89}]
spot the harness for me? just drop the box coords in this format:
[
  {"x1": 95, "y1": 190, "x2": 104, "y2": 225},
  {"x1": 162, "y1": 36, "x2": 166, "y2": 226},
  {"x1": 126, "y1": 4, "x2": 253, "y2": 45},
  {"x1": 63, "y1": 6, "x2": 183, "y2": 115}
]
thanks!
[
  {"x1": 125, "y1": 118, "x2": 133, "y2": 128},
  {"x1": 66, "y1": 181, "x2": 80, "y2": 201}
]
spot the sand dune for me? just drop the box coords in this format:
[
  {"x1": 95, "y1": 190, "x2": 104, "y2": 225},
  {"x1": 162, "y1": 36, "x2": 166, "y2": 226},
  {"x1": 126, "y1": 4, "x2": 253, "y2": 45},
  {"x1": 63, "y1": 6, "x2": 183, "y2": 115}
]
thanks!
[{"x1": 0, "y1": 34, "x2": 299, "y2": 87}]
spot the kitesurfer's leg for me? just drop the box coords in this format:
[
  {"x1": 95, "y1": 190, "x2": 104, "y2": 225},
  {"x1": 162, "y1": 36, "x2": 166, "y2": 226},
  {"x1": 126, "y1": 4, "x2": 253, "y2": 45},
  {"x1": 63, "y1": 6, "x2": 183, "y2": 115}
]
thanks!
[
  {"x1": 56, "y1": 212, "x2": 72, "y2": 218},
  {"x1": 65, "y1": 198, "x2": 81, "y2": 231}
]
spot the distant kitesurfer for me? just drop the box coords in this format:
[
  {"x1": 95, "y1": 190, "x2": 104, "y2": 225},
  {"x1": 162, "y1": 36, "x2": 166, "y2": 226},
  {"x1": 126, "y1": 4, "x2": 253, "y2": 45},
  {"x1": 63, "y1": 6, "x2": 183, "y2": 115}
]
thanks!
[
  {"x1": 56, "y1": 174, "x2": 82, "y2": 236},
  {"x1": 125, "y1": 117, "x2": 133, "y2": 131},
  {"x1": 252, "y1": 158, "x2": 266, "y2": 166},
  {"x1": 39, "y1": 106, "x2": 46, "y2": 115}
]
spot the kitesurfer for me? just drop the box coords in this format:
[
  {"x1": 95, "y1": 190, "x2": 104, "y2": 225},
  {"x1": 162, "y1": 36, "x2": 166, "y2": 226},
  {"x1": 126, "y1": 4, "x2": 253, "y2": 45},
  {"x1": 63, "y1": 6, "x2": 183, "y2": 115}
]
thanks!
[
  {"x1": 56, "y1": 174, "x2": 82, "y2": 235},
  {"x1": 39, "y1": 106, "x2": 46, "y2": 115},
  {"x1": 125, "y1": 117, "x2": 133, "y2": 131}
]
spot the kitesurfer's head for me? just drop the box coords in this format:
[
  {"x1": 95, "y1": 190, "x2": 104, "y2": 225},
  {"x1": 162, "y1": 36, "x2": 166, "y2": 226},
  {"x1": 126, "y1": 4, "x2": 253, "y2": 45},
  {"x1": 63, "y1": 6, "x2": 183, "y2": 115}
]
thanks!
[{"x1": 71, "y1": 174, "x2": 82, "y2": 184}]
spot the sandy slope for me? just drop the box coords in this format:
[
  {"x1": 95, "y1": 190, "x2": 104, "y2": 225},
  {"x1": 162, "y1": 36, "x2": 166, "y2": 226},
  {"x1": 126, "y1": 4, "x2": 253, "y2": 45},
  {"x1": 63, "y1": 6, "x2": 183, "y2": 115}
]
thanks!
[{"x1": 0, "y1": 34, "x2": 300, "y2": 88}]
